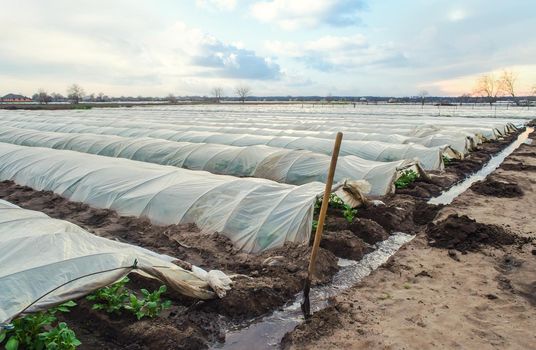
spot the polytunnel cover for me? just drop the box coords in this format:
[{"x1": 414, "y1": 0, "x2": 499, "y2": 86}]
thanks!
[
  {"x1": 0, "y1": 142, "x2": 324, "y2": 253},
  {"x1": 0, "y1": 199, "x2": 231, "y2": 324}
]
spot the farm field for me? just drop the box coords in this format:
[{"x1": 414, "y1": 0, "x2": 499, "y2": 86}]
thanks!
[{"x1": 0, "y1": 104, "x2": 534, "y2": 349}]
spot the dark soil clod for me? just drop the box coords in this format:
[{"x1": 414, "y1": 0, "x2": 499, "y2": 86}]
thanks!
[
  {"x1": 471, "y1": 178, "x2": 524, "y2": 198},
  {"x1": 426, "y1": 214, "x2": 518, "y2": 252}
]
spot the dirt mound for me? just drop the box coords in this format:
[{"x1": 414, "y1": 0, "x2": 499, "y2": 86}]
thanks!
[
  {"x1": 501, "y1": 162, "x2": 536, "y2": 172},
  {"x1": 280, "y1": 305, "x2": 342, "y2": 350},
  {"x1": 471, "y1": 179, "x2": 524, "y2": 198},
  {"x1": 321, "y1": 230, "x2": 374, "y2": 260},
  {"x1": 358, "y1": 195, "x2": 416, "y2": 233},
  {"x1": 348, "y1": 218, "x2": 389, "y2": 244},
  {"x1": 426, "y1": 214, "x2": 517, "y2": 252},
  {"x1": 395, "y1": 179, "x2": 443, "y2": 198},
  {"x1": 413, "y1": 201, "x2": 442, "y2": 226}
]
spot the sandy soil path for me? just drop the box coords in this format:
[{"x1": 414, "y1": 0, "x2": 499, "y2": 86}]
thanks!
[{"x1": 284, "y1": 136, "x2": 536, "y2": 349}]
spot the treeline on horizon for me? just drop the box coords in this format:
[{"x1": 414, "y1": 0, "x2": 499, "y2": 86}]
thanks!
[{"x1": 19, "y1": 94, "x2": 536, "y2": 104}]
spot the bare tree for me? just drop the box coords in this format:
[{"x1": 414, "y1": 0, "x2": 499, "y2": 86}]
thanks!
[
  {"x1": 67, "y1": 84, "x2": 85, "y2": 104},
  {"x1": 500, "y1": 70, "x2": 518, "y2": 105},
  {"x1": 418, "y1": 90, "x2": 429, "y2": 107},
  {"x1": 97, "y1": 92, "x2": 105, "y2": 102},
  {"x1": 235, "y1": 86, "x2": 251, "y2": 103},
  {"x1": 167, "y1": 93, "x2": 177, "y2": 104},
  {"x1": 459, "y1": 93, "x2": 471, "y2": 105},
  {"x1": 211, "y1": 87, "x2": 224, "y2": 103},
  {"x1": 475, "y1": 74, "x2": 503, "y2": 107}
]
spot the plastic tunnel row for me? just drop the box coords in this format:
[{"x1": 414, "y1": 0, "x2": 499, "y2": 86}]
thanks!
[
  {"x1": 0, "y1": 126, "x2": 422, "y2": 195},
  {"x1": 0, "y1": 120, "x2": 454, "y2": 170},
  {"x1": 6, "y1": 110, "x2": 517, "y2": 139},
  {"x1": 0, "y1": 142, "x2": 324, "y2": 253},
  {"x1": 0, "y1": 112, "x2": 520, "y2": 155},
  {"x1": 0, "y1": 199, "x2": 232, "y2": 323}
]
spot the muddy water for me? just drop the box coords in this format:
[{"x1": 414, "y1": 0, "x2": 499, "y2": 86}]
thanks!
[
  {"x1": 213, "y1": 233, "x2": 414, "y2": 350},
  {"x1": 429, "y1": 127, "x2": 534, "y2": 205}
]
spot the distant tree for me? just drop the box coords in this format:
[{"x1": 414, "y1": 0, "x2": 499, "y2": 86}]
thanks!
[
  {"x1": 325, "y1": 93, "x2": 333, "y2": 103},
  {"x1": 418, "y1": 90, "x2": 429, "y2": 107},
  {"x1": 50, "y1": 92, "x2": 63, "y2": 102},
  {"x1": 36, "y1": 89, "x2": 51, "y2": 104},
  {"x1": 235, "y1": 86, "x2": 251, "y2": 103},
  {"x1": 475, "y1": 74, "x2": 503, "y2": 107},
  {"x1": 459, "y1": 93, "x2": 471, "y2": 105},
  {"x1": 500, "y1": 70, "x2": 518, "y2": 105},
  {"x1": 211, "y1": 87, "x2": 224, "y2": 103},
  {"x1": 67, "y1": 84, "x2": 85, "y2": 104},
  {"x1": 97, "y1": 92, "x2": 105, "y2": 102},
  {"x1": 167, "y1": 93, "x2": 177, "y2": 104}
]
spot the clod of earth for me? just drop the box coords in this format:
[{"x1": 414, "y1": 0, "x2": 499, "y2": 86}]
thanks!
[
  {"x1": 426, "y1": 214, "x2": 518, "y2": 252},
  {"x1": 471, "y1": 178, "x2": 524, "y2": 198}
]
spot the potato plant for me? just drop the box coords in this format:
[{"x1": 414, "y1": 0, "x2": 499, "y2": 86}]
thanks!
[
  {"x1": 0, "y1": 301, "x2": 79, "y2": 350},
  {"x1": 86, "y1": 277, "x2": 130, "y2": 314},
  {"x1": 125, "y1": 286, "x2": 172, "y2": 320},
  {"x1": 394, "y1": 169, "x2": 419, "y2": 189},
  {"x1": 313, "y1": 193, "x2": 358, "y2": 230},
  {"x1": 86, "y1": 278, "x2": 171, "y2": 320}
]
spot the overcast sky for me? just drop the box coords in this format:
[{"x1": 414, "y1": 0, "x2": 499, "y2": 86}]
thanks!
[{"x1": 1, "y1": 0, "x2": 535, "y2": 97}]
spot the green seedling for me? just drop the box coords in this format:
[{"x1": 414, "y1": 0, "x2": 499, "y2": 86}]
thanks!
[
  {"x1": 442, "y1": 155, "x2": 452, "y2": 166},
  {"x1": 342, "y1": 204, "x2": 358, "y2": 223},
  {"x1": 86, "y1": 277, "x2": 130, "y2": 314},
  {"x1": 0, "y1": 302, "x2": 78, "y2": 350},
  {"x1": 125, "y1": 286, "x2": 171, "y2": 320},
  {"x1": 394, "y1": 170, "x2": 419, "y2": 189},
  {"x1": 38, "y1": 322, "x2": 81, "y2": 350}
]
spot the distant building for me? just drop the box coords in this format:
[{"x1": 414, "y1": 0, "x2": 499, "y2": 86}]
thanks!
[{"x1": 1, "y1": 94, "x2": 32, "y2": 103}]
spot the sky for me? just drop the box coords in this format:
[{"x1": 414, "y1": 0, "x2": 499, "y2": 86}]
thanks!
[{"x1": 1, "y1": 0, "x2": 536, "y2": 97}]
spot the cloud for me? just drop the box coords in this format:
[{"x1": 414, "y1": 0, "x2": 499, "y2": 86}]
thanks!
[
  {"x1": 266, "y1": 35, "x2": 407, "y2": 72},
  {"x1": 250, "y1": 0, "x2": 366, "y2": 30},
  {"x1": 196, "y1": 0, "x2": 237, "y2": 11},
  {"x1": 447, "y1": 8, "x2": 468, "y2": 22},
  {"x1": 0, "y1": 3, "x2": 281, "y2": 97},
  {"x1": 193, "y1": 42, "x2": 281, "y2": 79}
]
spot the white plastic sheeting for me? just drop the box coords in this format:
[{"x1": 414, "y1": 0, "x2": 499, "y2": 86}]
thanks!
[
  {"x1": 0, "y1": 199, "x2": 232, "y2": 323},
  {"x1": 0, "y1": 142, "x2": 323, "y2": 253},
  {"x1": 0, "y1": 115, "x2": 475, "y2": 155},
  {"x1": 0, "y1": 121, "x2": 453, "y2": 170},
  {"x1": 0, "y1": 113, "x2": 511, "y2": 155},
  {"x1": 0, "y1": 126, "x2": 422, "y2": 195}
]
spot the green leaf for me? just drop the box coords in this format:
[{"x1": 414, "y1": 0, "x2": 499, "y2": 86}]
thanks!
[
  {"x1": 0, "y1": 331, "x2": 6, "y2": 343},
  {"x1": 62, "y1": 301, "x2": 77, "y2": 307},
  {"x1": 5, "y1": 336, "x2": 19, "y2": 350}
]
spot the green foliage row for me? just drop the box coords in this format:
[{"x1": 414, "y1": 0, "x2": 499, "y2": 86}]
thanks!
[
  {"x1": 86, "y1": 277, "x2": 171, "y2": 320},
  {"x1": 0, "y1": 302, "x2": 80, "y2": 350}
]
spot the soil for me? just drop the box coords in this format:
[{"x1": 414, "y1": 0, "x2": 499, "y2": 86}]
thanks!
[
  {"x1": 281, "y1": 126, "x2": 536, "y2": 350},
  {"x1": 0, "y1": 126, "x2": 529, "y2": 349},
  {"x1": 426, "y1": 214, "x2": 521, "y2": 252},
  {"x1": 471, "y1": 177, "x2": 524, "y2": 198}
]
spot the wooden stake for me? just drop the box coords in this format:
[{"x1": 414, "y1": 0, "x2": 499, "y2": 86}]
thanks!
[{"x1": 301, "y1": 132, "x2": 343, "y2": 319}]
